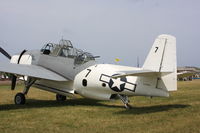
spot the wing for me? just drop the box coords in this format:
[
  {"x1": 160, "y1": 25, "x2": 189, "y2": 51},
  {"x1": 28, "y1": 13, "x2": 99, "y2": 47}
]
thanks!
[
  {"x1": 112, "y1": 70, "x2": 172, "y2": 78},
  {"x1": 0, "y1": 62, "x2": 68, "y2": 81}
]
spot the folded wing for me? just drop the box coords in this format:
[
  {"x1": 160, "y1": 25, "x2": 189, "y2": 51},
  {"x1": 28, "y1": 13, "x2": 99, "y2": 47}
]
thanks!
[{"x1": 0, "y1": 62, "x2": 68, "y2": 81}]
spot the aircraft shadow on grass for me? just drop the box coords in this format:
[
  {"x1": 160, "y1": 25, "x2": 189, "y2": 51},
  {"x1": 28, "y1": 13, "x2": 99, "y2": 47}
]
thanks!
[
  {"x1": 0, "y1": 98, "x2": 190, "y2": 114},
  {"x1": 114, "y1": 104, "x2": 190, "y2": 115}
]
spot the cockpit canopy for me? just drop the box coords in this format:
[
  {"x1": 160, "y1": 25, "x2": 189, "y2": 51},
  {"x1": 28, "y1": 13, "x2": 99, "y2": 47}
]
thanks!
[{"x1": 40, "y1": 39, "x2": 96, "y2": 64}]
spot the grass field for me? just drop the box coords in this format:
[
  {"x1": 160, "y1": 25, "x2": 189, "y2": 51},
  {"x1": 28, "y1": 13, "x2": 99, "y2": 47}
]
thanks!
[{"x1": 0, "y1": 80, "x2": 200, "y2": 133}]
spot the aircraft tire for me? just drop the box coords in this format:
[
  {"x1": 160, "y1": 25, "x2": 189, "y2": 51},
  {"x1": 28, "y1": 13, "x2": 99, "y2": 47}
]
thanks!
[
  {"x1": 15, "y1": 93, "x2": 26, "y2": 105},
  {"x1": 56, "y1": 94, "x2": 66, "y2": 101}
]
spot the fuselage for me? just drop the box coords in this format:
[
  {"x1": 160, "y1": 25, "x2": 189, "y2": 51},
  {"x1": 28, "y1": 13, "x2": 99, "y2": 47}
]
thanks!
[
  {"x1": 74, "y1": 64, "x2": 169, "y2": 100},
  {"x1": 10, "y1": 49, "x2": 169, "y2": 100}
]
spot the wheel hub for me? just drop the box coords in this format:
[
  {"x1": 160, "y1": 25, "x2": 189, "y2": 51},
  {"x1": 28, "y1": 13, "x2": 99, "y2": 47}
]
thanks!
[{"x1": 15, "y1": 96, "x2": 22, "y2": 104}]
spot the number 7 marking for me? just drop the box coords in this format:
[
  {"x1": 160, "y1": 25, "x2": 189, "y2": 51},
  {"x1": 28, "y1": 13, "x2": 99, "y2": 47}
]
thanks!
[
  {"x1": 155, "y1": 47, "x2": 159, "y2": 53},
  {"x1": 85, "y1": 69, "x2": 92, "y2": 77}
]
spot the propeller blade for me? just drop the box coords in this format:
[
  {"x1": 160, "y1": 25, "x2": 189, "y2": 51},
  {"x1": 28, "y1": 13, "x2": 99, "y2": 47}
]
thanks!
[
  {"x1": 0, "y1": 47, "x2": 11, "y2": 59},
  {"x1": 11, "y1": 75, "x2": 17, "y2": 90}
]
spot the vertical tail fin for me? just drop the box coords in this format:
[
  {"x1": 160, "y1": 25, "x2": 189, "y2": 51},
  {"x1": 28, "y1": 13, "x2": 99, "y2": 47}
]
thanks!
[{"x1": 143, "y1": 34, "x2": 177, "y2": 91}]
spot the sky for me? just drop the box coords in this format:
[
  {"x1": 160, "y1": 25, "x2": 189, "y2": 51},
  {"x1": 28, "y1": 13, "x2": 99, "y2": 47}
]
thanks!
[{"x1": 0, "y1": 0, "x2": 199, "y2": 67}]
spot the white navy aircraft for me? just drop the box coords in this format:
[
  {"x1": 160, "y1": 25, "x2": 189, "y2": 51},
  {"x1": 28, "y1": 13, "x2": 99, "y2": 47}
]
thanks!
[{"x1": 0, "y1": 34, "x2": 177, "y2": 109}]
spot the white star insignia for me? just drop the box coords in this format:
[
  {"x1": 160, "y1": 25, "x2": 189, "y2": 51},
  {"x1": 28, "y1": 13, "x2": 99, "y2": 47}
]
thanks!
[{"x1": 111, "y1": 78, "x2": 123, "y2": 90}]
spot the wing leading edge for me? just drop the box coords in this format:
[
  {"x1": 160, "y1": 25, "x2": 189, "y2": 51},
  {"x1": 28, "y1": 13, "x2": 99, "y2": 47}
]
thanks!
[{"x1": 0, "y1": 62, "x2": 68, "y2": 81}]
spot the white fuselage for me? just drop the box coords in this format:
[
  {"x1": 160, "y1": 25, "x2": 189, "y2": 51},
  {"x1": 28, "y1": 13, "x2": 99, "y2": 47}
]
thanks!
[{"x1": 73, "y1": 64, "x2": 169, "y2": 100}]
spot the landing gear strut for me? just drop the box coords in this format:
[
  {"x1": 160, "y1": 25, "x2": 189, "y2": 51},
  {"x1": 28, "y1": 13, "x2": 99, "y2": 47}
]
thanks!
[
  {"x1": 117, "y1": 94, "x2": 132, "y2": 109},
  {"x1": 14, "y1": 77, "x2": 36, "y2": 105}
]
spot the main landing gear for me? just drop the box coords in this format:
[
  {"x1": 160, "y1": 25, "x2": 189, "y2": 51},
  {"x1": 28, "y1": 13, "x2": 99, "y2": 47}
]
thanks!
[
  {"x1": 14, "y1": 78, "x2": 36, "y2": 105},
  {"x1": 117, "y1": 94, "x2": 132, "y2": 109},
  {"x1": 15, "y1": 93, "x2": 26, "y2": 105}
]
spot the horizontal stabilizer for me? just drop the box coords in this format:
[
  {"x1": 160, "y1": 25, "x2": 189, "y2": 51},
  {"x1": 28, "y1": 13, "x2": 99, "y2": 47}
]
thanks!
[
  {"x1": 112, "y1": 70, "x2": 172, "y2": 78},
  {"x1": 0, "y1": 62, "x2": 68, "y2": 81}
]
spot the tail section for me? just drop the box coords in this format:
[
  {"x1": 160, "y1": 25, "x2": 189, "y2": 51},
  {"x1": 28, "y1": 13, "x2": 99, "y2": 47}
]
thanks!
[{"x1": 143, "y1": 34, "x2": 177, "y2": 91}]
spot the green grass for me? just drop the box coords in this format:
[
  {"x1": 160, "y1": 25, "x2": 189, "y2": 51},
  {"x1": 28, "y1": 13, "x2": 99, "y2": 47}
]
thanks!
[{"x1": 0, "y1": 80, "x2": 200, "y2": 133}]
